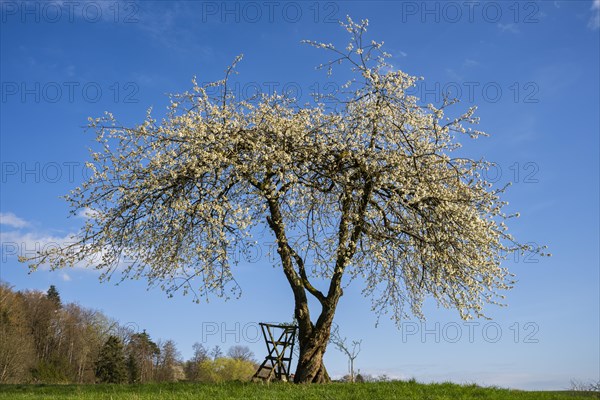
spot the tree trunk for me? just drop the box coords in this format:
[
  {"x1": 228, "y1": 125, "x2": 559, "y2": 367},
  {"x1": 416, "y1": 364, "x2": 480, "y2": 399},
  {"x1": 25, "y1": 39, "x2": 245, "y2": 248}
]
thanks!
[
  {"x1": 264, "y1": 197, "x2": 344, "y2": 384},
  {"x1": 294, "y1": 330, "x2": 331, "y2": 383},
  {"x1": 293, "y1": 302, "x2": 338, "y2": 384}
]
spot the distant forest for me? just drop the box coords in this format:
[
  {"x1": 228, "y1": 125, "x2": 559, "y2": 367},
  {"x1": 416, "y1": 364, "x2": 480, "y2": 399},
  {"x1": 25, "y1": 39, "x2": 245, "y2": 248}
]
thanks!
[{"x1": 0, "y1": 282, "x2": 257, "y2": 384}]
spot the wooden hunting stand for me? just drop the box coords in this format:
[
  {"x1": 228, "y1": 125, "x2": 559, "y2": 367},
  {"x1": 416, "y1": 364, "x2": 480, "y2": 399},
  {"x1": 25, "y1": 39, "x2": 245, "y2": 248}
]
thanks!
[{"x1": 252, "y1": 323, "x2": 298, "y2": 382}]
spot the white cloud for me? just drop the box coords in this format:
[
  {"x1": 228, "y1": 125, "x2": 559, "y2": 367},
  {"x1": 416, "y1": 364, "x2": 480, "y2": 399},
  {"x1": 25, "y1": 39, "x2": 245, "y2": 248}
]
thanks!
[
  {"x1": 1, "y1": 225, "x2": 133, "y2": 274},
  {"x1": 497, "y1": 23, "x2": 520, "y2": 34},
  {"x1": 0, "y1": 212, "x2": 29, "y2": 228},
  {"x1": 0, "y1": 230, "x2": 76, "y2": 264},
  {"x1": 61, "y1": 272, "x2": 72, "y2": 281},
  {"x1": 463, "y1": 59, "x2": 480, "y2": 68},
  {"x1": 77, "y1": 207, "x2": 99, "y2": 219},
  {"x1": 379, "y1": 65, "x2": 397, "y2": 75},
  {"x1": 589, "y1": 0, "x2": 600, "y2": 30}
]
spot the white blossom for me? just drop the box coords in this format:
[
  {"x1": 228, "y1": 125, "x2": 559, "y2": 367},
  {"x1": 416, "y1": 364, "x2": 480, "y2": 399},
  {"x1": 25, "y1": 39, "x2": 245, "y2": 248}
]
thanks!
[{"x1": 22, "y1": 16, "x2": 546, "y2": 323}]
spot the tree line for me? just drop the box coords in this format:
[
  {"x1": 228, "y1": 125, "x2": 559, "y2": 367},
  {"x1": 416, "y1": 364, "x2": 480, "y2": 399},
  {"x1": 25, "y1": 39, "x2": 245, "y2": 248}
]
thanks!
[{"x1": 0, "y1": 282, "x2": 257, "y2": 384}]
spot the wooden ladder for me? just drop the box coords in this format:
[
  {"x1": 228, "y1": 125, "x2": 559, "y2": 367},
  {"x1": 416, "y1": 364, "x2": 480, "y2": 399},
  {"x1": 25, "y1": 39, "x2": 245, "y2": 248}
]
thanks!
[{"x1": 252, "y1": 323, "x2": 298, "y2": 382}]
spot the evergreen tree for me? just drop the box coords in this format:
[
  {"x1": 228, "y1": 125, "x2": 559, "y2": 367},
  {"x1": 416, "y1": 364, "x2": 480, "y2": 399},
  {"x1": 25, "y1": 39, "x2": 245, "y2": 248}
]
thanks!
[
  {"x1": 126, "y1": 353, "x2": 140, "y2": 384},
  {"x1": 46, "y1": 285, "x2": 61, "y2": 309},
  {"x1": 95, "y1": 336, "x2": 127, "y2": 383}
]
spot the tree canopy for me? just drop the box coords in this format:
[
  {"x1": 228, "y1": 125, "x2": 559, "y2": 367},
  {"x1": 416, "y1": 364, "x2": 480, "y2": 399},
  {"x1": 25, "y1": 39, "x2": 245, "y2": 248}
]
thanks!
[{"x1": 22, "y1": 17, "x2": 546, "y2": 382}]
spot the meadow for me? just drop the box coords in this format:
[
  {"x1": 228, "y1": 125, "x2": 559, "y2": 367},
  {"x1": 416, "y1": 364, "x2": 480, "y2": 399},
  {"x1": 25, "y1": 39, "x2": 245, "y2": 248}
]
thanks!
[{"x1": 0, "y1": 381, "x2": 598, "y2": 400}]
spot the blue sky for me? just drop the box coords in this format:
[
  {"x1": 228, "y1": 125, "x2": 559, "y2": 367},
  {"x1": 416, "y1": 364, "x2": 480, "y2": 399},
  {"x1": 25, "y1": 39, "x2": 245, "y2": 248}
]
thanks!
[{"x1": 1, "y1": 0, "x2": 599, "y2": 390}]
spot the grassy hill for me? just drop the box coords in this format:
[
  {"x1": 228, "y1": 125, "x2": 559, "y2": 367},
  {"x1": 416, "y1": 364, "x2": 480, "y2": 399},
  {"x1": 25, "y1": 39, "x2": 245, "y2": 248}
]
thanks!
[{"x1": 1, "y1": 381, "x2": 598, "y2": 399}]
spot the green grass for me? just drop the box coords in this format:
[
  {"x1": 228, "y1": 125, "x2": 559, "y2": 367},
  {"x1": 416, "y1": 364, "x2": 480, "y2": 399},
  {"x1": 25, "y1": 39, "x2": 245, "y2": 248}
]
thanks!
[{"x1": 0, "y1": 381, "x2": 598, "y2": 400}]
